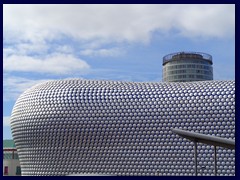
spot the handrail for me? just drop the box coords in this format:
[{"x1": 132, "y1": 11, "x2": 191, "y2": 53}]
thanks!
[
  {"x1": 171, "y1": 128, "x2": 235, "y2": 149},
  {"x1": 172, "y1": 128, "x2": 235, "y2": 176}
]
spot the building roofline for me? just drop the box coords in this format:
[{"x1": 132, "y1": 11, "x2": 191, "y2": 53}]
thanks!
[{"x1": 163, "y1": 51, "x2": 213, "y2": 65}]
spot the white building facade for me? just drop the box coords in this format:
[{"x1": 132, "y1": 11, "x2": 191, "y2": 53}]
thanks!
[{"x1": 3, "y1": 140, "x2": 21, "y2": 176}]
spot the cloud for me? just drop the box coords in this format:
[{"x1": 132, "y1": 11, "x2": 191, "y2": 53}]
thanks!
[
  {"x1": 3, "y1": 53, "x2": 90, "y2": 75},
  {"x1": 175, "y1": 5, "x2": 235, "y2": 38},
  {"x1": 3, "y1": 76, "x2": 55, "y2": 101},
  {"x1": 80, "y1": 48, "x2": 125, "y2": 57},
  {"x1": 14, "y1": 42, "x2": 48, "y2": 56},
  {"x1": 3, "y1": 48, "x2": 15, "y2": 56},
  {"x1": 56, "y1": 45, "x2": 74, "y2": 54},
  {"x1": 3, "y1": 76, "x2": 86, "y2": 102},
  {"x1": 3, "y1": 4, "x2": 235, "y2": 45},
  {"x1": 3, "y1": 116, "x2": 11, "y2": 126}
]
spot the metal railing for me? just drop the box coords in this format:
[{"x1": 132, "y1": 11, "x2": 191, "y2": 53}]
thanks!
[
  {"x1": 172, "y1": 128, "x2": 235, "y2": 176},
  {"x1": 163, "y1": 52, "x2": 213, "y2": 65}
]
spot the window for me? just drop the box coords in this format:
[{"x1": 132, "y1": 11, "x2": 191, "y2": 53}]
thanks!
[
  {"x1": 4, "y1": 166, "x2": 8, "y2": 175},
  {"x1": 196, "y1": 75, "x2": 203, "y2": 79},
  {"x1": 178, "y1": 75, "x2": 183, "y2": 79},
  {"x1": 16, "y1": 166, "x2": 21, "y2": 175},
  {"x1": 14, "y1": 153, "x2": 19, "y2": 159}
]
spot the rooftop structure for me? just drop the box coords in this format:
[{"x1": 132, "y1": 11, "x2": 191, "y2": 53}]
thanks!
[{"x1": 163, "y1": 52, "x2": 213, "y2": 82}]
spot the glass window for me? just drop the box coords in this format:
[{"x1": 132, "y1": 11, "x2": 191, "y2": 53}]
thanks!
[
  {"x1": 4, "y1": 166, "x2": 8, "y2": 175},
  {"x1": 16, "y1": 166, "x2": 21, "y2": 175},
  {"x1": 14, "y1": 153, "x2": 19, "y2": 159}
]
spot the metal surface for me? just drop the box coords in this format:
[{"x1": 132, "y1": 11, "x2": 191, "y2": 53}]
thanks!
[{"x1": 10, "y1": 80, "x2": 235, "y2": 176}]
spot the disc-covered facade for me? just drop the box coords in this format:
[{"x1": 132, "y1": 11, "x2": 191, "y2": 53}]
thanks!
[{"x1": 10, "y1": 79, "x2": 235, "y2": 176}]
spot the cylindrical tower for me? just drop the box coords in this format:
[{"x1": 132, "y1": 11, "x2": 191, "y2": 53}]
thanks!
[{"x1": 163, "y1": 52, "x2": 213, "y2": 82}]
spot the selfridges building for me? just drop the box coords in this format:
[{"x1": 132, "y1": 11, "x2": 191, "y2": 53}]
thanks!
[{"x1": 10, "y1": 79, "x2": 235, "y2": 176}]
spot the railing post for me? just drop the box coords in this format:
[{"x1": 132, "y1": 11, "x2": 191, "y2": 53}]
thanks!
[
  {"x1": 171, "y1": 128, "x2": 235, "y2": 176},
  {"x1": 214, "y1": 146, "x2": 217, "y2": 176},
  {"x1": 194, "y1": 141, "x2": 198, "y2": 176}
]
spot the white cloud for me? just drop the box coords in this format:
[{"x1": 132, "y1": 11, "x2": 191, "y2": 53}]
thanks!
[
  {"x1": 175, "y1": 5, "x2": 235, "y2": 38},
  {"x1": 56, "y1": 45, "x2": 74, "y2": 54},
  {"x1": 3, "y1": 53, "x2": 90, "y2": 75},
  {"x1": 80, "y1": 48, "x2": 124, "y2": 57},
  {"x1": 15, "y1": 42, "x2": 48, "y2": 56},
  {"x1": 3, "y1": 40, "x2": 49, "y2": 59},
  {"x1": 3, "y1": 48, "x2": 15, "y2": 56},
  {"x1": 3, "y1": 4, "x2": 235, "y2": 44},
  {"x1": 3, "y1": 116, "x2": 11, "y2": 126},
  {"x1": 3, "y1": 76, "x2": 86, "y2": 102},
  {"x1": 3, "y1": 76, "x2": 55, "y2": 101}
]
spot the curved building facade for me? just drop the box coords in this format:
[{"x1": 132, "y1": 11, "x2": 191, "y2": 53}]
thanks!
[
  {"x1": 163, "y1": 52, "x2": 213, "y2": 82},
  {"x1": 10, "y1": 79, "x2": 235, "y2": 176}
]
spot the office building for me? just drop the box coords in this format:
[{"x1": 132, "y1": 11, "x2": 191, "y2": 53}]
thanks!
[
  {"x1": 3, "y1": 140, "x2": 21, "y2": 176},
  {"x1": 163, "y1": 52, "x2": 213, "y2": 82}
]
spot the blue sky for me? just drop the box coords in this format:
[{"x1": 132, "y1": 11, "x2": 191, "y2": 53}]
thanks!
[{"x1": 3, "y1": 4, "x2": 235, "y2": 139}]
